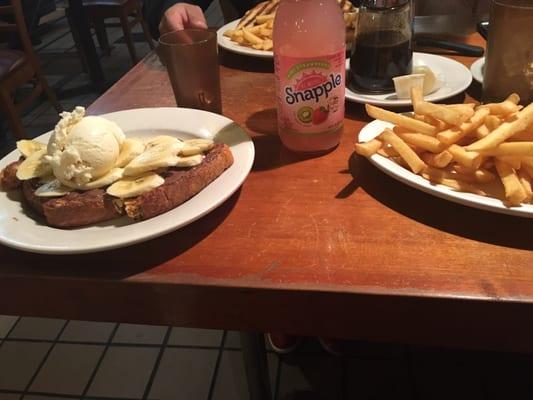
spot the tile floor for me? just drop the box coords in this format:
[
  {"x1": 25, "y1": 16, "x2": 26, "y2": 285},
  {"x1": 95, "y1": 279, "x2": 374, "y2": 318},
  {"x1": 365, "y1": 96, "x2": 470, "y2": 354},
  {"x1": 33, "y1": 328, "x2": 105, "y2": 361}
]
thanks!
[{"x1": 2, "y1": 3, "x2": 533, "y2": 400}]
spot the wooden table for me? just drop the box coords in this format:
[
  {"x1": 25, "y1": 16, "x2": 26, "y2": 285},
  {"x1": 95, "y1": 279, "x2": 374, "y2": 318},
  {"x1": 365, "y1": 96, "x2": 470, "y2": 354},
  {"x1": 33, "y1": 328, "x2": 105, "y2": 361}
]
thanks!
[{"x1": 1, "y1": 34, "x2": 532, "y2": 397}]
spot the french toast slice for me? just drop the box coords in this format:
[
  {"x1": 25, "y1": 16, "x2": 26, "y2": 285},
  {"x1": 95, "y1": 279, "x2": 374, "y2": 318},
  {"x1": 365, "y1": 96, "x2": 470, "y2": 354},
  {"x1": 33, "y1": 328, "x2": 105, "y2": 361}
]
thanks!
[{"x1": 3, "y1": 143, "x2": 234, "y2": 228}]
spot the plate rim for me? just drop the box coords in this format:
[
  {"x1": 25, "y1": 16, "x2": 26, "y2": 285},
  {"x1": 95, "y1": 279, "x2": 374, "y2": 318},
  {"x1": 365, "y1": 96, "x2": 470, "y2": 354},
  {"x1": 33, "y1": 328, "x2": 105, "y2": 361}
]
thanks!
[
  {"x1": 0, "y1": 107, "x2": 255, "y2": 254},
  {"x1": 217, "y1": 19, "x2": 274, "y2": 59},
  {"x1": 470, "y1": 57, "x2": 485, "y2": 84},
  {"x1": 359, "y1": 119, "x2": 533, "y2": 218},
  {"x1": 345, "y1": 52, "x2": 473, "y2": 107}
]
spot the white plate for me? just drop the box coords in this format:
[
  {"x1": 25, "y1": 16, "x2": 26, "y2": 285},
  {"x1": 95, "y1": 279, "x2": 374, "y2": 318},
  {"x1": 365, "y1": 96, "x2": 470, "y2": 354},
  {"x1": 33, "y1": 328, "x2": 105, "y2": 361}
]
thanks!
[
  {"x1": 359, "y1": 119, "x2": 533, "y2": 218},
  {"x1": 0, "y1": 108, "x2": 255, "y2": 254},
  {"x1": 470, "y1": 57, "x2": 484, "y2": 84},
  {"x1": 217, "y1": 20, "x2": 273, "y2": 59},
  {"x1": 346, "y1": 52, "x2": 472, "y2": 107}
]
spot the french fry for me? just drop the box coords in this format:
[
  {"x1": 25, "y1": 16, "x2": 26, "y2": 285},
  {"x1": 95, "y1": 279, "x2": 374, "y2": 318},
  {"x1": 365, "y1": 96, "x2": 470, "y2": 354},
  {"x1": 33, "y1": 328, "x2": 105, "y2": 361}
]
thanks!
[
  {"x1": 379, "y1": 129, "x2": 427, "y2": 173},
  {"x1": 478, "y1": 93, "x2": 522, "y2": 115},
  {"x1": 509, "y1": 127, "x2": 533, "y2": 141},
  {"x1": 414, "y1": 101, "x2": 472, "y2": 126},
  {"x1": 249, "y1": 22, "x2": 268, "y2": 34},
  {"x1": 242, "y1": 29, "x2": 264, "y2": 45},
  {"x1": 260, "y1": 27, "x2": 272, "y2": 37},
  {"x1": 354, "y1": 139, "x2": 382, "y2": 157},
  {"x1": 451, "y1": 165, "x2": 496, "y2": 183},
  {"x1": 447, "y1": 103, "x2": 476, "y2": 112},
  {"x1": 223, "y1": 29, "x2": 236, "y2": 38},
  {"x1": 231, "y1": 29, "x2": 244, "y2": 38},
  {"x1": 485, "y1": 115, "x2": 501, "y2": 131},
  {"x1": 421, "y1": 172, "x2": 486, "y2": 196},
  {"x1": 495, "y1": 159, "x2": 528, "y2": 205},
  {"x1": 448, "y1": 144, "x2": 482, "y2": 169},
  {"x1": 437, "y1": 108, "x2": 490, "y2": 145},
  {"x1": 266, "y1": 19, "x2": 274, "y2": 28},
  {"x1": 422, "y1": 166, "x2": 478, "y2": 183},
  {"x1": 476, "y1": 142, "x2": 533, "y2": 157},
  {"x1": 466, "y1": 103, "x2": 533, "y2": 151},
  {"x1": 365, "y1": 104, "x2": 436, "y2": 136},
  {"x1": 377, "y1": 146, "x2": 400, "y2": 157},
  {"x1": 398, "y1": 133, "x2": 447, "y2": 153},
  {"x1": 410, "y1": 86, "x2": 423, "y2": 108},
  {"x1": 256, "y1": 14, "x2": 275, "y2": 23},
  {"x1": 262, "y1": 39, "x2": 273, "y2": 51},
  {"x1": 421, "y1": 150, "x2": 453, "y2": 168},
  {"x1": 475, "y1": 124, "x2": 490, "y2": 139},
  {"x1": 518, "y1": 169, "x2": 533, "y2": 202}
]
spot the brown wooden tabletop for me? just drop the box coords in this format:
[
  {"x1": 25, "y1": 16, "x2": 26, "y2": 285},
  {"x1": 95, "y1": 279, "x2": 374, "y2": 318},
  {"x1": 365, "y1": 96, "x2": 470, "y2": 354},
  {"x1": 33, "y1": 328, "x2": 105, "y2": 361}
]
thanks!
[{"x1": 2, "y1": 34, "x2": 533, "y2": 353}]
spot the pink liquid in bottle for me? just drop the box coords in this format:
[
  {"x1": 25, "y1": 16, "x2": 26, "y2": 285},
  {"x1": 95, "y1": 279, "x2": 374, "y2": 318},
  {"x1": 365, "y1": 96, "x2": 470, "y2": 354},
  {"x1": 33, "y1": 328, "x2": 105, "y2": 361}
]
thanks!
[{"x1": 273, "y1": 0, "x2": 346, "y2": 153}]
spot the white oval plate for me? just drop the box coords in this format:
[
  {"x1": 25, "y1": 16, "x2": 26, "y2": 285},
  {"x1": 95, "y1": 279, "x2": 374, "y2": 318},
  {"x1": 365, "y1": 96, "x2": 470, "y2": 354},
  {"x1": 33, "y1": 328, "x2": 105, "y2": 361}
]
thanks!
[
  {"x1": 0, "y1": 108, "x2": 255, "y2": 254},
  {"x1": 217, "y1": 19, "x2": 273, "y2": 59},
  {"x1": 346, "y1": 52, "x2": 473, "y2": 107},
  {"x1": 359, "y1": 119, "x2": 533, "y2": 218},
  {"x1": 470, "y1": 57, "x2": 484, "y2": 84}
]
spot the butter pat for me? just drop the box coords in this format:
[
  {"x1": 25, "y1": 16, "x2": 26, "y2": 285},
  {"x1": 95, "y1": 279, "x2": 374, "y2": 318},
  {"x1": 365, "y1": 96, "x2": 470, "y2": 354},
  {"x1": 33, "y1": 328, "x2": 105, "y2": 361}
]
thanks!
[
  {"x1": 393, "y1": 74, "x2": 425, "y2": 99},
  {"x1": 413, "y1": 65, "x2": 438, "y2": 95}
]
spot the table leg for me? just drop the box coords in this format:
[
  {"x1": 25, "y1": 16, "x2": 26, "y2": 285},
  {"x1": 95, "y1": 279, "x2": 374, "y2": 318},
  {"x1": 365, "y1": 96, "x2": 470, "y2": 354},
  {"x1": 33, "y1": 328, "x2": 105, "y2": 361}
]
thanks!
[
  {"x1": 240, "y1": 332, "x2": 272, "y2": 400},
  {"x1": 67, "y1": 0, "x2": 106, "y2": 90}
]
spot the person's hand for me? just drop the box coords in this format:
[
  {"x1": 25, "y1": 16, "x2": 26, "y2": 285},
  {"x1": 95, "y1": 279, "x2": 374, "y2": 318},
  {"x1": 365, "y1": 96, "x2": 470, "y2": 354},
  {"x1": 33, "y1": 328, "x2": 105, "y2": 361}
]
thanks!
[{"x1": 159, "y1": 3, "x2": 208, "y2": 35}]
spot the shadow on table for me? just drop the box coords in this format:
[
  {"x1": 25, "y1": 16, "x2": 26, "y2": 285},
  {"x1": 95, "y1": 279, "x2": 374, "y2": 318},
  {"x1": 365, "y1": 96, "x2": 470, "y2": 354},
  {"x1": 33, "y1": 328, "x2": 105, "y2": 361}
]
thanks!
[
  {"x1": 1, "y1": 189, "x2": 241, "y2": 279},
  {"x1": 220, "y1": 49, "x2": 274, "y2": 73},
  {"x1": 345, "y1": 154, "x2": 533, "y2": 251}
]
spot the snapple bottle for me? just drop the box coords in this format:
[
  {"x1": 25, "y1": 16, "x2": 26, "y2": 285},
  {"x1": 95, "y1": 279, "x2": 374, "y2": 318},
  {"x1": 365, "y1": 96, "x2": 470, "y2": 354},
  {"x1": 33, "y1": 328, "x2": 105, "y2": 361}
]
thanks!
[{"x1": 273, "y1": 0, "x2": 345, "y2": 153}]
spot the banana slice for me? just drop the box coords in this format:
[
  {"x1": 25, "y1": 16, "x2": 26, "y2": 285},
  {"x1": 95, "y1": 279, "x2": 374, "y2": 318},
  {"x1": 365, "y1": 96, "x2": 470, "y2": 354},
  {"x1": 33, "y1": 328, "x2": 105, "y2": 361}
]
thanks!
[
  {"x1": 35, "y1": 179, "x2": 72, "y2": 197},
  {"x1": 116, "y1": 139, "x2": 145, "y2": 168},
  {"x1": 16, "y1": 140, "x2": 46, "y2": 158},
  {"x1": 145, "y1": 135, "x2": 181, "y2": 148},
  {"x1": 180, "y1": 139, "x2": 214, "y2": 156},
  {"x1": 106, "y1": 172, "x2": 165, "y2": 198},
  {"x1": 123, "y1": 140, "x2": 183, "y2": 177},
  {"x1": 77, "y1": 168, "x2": 124, "y2": 190},
  {"x1": 175, "y1": 154, "x2": 203, "y2": 167},
  {"x1": 16, "y1": 149, "x2": 52, "y2": 180}
]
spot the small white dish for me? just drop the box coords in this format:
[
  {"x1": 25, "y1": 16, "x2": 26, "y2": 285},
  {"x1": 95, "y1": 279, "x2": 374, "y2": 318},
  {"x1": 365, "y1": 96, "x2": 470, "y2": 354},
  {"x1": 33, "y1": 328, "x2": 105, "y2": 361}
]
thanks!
[
  {"x1": 345, "y1": 52, "x2": 472, "y2": 107},
  {"x1": 0, "y1": 108, "x2": 255, "y2": 254},
  {"x1": 470, "y1": 57, "x2": 485, "y2": 84},
  {"x1": 359, "y1": 119, "x2": 533, "y2": 218},
  {"x1": 217, "y1": 19, "x2": 273, "y2": 59}
]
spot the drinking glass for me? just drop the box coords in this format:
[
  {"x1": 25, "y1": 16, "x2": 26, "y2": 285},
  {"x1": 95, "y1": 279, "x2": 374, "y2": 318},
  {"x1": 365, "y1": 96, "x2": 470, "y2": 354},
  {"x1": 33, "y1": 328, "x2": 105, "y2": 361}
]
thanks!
[
  {"x1": 483, "y1": 0, "x2": 533, "y2": 104},
  {"x1": 349, "y1": 0, "x2": 413, "y2": 93},
  {"x1": 158, "y1": 29, "x2": 222, "y2": 113}
]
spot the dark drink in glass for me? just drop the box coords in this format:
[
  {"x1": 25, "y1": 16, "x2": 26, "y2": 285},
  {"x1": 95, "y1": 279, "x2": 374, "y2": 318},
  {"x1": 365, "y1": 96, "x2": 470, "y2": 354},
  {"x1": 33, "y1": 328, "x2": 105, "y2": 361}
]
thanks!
[
  {"x1": 349, "y1": 0, "x2": 412, "y2": 94},
  {"x1": 350, "y1": 30, "x2": 412, "y2": 93}
]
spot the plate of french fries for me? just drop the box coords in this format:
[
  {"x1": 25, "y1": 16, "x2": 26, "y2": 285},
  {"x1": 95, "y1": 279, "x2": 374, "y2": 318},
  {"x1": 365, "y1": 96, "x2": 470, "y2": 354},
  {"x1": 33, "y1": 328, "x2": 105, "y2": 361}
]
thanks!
[
  {"x1": 218, "y1": 18, "x2": 274, "y2": 58},
  {"x1": 217, "y1": 0, "x2": 358, "y2": 58},
  {"x1": 355, "y1": 89, "x2": 533, "y2": 217}
]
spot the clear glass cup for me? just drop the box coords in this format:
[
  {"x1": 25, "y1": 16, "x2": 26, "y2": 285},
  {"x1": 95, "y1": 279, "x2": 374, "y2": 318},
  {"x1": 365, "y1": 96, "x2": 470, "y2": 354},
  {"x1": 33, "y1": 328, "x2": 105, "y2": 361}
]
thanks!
[
  {"x1": 483, "y1": 0, "x2": 533, "y2": 105},
  {"x1": 158, "y1": 29, "x2": 222, "y2": 113},
  {"x1": 349, "y1": 0, "x2": 413, "y2": 93}
]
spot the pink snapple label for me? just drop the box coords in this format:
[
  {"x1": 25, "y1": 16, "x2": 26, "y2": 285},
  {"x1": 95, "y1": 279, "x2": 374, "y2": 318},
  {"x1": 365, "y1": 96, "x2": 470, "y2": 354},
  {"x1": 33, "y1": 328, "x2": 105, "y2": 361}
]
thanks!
[{"x1": 275, "y1": 50, "x2": 345, "y2": 135}]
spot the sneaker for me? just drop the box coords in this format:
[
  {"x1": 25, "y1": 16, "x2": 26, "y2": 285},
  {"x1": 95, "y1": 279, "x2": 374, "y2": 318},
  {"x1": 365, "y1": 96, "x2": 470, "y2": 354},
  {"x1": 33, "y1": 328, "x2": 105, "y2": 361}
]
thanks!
[
  {"x1": 266, "y1": 333, "x2": 301, "y2": 354},
  {"x1": 318, "y1": 337, "x2": 344, "y2": 356}
]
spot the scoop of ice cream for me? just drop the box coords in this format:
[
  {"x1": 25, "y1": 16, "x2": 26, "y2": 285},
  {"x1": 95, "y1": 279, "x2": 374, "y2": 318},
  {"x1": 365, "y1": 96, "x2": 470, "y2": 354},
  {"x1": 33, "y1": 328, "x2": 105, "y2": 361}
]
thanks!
[{"x1": 46, "y1": 107, "x2": 125, "y2": 188}]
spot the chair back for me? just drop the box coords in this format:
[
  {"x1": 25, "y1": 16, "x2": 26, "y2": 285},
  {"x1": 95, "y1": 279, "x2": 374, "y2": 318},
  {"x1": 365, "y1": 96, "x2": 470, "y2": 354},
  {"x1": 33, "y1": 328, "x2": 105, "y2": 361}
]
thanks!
[{"x1": 0, "y1": 0, "x2": 38, "y2": 59}]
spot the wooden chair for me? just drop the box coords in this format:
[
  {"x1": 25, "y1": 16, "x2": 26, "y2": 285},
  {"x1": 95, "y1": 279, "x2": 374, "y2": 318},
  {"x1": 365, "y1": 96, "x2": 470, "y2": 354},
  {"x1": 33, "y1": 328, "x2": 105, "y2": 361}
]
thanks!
[
  {"x1": 0, "y1": 0, "x2": 61, "y2": 139},
  {"x1": 81, "y1": 0, "x2": 154, "y2": 66}
]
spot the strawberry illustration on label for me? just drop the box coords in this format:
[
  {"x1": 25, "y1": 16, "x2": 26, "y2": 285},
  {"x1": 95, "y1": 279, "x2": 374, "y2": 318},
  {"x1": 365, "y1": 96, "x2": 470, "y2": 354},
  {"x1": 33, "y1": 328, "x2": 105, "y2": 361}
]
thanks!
[{"x1": 312, "y1": 106, "x2": 329, "y2": 125}]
